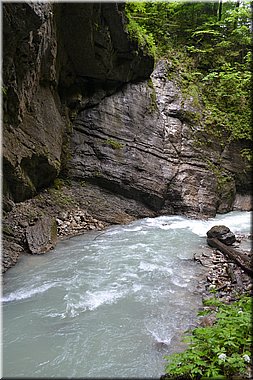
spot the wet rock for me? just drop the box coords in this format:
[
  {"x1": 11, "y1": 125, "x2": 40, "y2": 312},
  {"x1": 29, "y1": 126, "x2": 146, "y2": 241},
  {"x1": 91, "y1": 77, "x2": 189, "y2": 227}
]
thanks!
[
  {"x1": 26, "y1": 216, "x2": 57, "y2": 254},
  {"x1": 2, "y1": 240, "x2": 24, "y2": 273},
  {"x1": 199, "y1": 313, "x2": 216, "y2": 327},
  {"x1": 233, "y1": 194, "x2": 252, "y2": 211},
  {"x1": 207, "y1": 225, "x2": 236, "y2": 245}
]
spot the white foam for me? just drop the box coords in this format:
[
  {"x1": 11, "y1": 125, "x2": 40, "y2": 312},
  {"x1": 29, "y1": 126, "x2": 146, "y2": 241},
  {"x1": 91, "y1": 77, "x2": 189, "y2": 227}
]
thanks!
[
  {"x1": 139, "y1": 211, "x2": 252, "y2": 237},
  {"x1": 171, "y1": 276, "x2": 188, "y2": 288},
  {"x1": 214, "y1": 211, "x2": 252, "y2": 234},
  {"x1": 132, "y1": 283, "x2": 142, "y2": 293},
  {"x1": 139, "y1": 261, "x2": 159, "y2": 272},
  {"x1": 84, "y1": 289, "x2": 124, "y2": 310},
  {"x1": 141, "y1": 216, "x2": 181, "y2": 228},
  {"x1": 123, "y1": 226, "x2": 143, "y2": 232},
  {"x1": 46, "y1": 312, "x2": 66, "y2": 319},
  {"x1": 146, "y1": 327, "x2": 172, "y2": 345},
  {"x1": 64, "y1": 288, "x2": 125, "y2": 317},
  {"x1": 189, "y1": 212, "x2": 252, "y2": 237},
  {"x1": 2, "y1": 282, "x2": 56, "y2": 303},
  {"x1": 129, "y1": 243, "x2": 147, "y2": 250},
  {"x1": 138, "y1": 261, "x2": 173, "y2": 275}
]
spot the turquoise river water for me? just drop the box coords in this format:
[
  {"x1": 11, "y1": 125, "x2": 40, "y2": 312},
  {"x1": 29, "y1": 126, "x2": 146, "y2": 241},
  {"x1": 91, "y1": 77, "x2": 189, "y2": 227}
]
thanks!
[{"x1": 2, "y1": 211, "x2": 251, "y2": 378}]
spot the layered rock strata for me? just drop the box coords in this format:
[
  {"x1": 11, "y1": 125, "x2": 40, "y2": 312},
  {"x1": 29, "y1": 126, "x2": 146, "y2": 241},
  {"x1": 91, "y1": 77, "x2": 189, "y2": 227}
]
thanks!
[
  {"x1": 3, "y1": 2, "x2": 153, "y2": 206},
  {"x1": 69, "y1": 60, "x2": 251, "y2": 217},
  {"x1": 2, "y1": 3, "x2": 251, "y2": 273}
]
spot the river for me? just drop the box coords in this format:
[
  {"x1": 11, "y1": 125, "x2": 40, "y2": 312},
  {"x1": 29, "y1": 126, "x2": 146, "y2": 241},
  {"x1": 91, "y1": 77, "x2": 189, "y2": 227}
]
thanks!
[{"x1": 2, "y1": 211, "x2": 251, "y2": 378}]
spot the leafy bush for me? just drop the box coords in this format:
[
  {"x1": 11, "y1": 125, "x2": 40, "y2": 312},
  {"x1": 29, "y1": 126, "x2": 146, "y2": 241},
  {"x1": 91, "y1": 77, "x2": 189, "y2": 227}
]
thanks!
[
  {"x1": 201, "y1": 62, "x2": 251, "y2": 143},
  {"x1": 125, "y1": 1, "x2": 252, "y2": 162},
  {"x1": 125, "y1": 2, "x2": 156, "y2": 57},
  {"x1": 164, "y1": 296, "x2": 252, "y2": 379}
]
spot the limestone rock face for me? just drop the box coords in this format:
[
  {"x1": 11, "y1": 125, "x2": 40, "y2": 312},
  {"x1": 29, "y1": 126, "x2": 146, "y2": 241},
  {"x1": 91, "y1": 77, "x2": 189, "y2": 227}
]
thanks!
[
  {"x1": 3, "y1": 3, "x2": 65, "y2": 203},
  {"x1": 69, "y1": 81, "x2": 168, "y2": 211},
  {"x1": 2, "y1": 3, "x2": 154, "y2": 206},
  {"x1": 151, "y1": 60, "x2": 218, "y2": 216},
  {"x1": 68, "y1": 59, "x2": 251, "y2": 217},
  {"x1": 58, "y1": 3, "x2": 154, "y2": 83},
  {"x1": 68, "y1": 60, "x2": 218, "y2": 216}
]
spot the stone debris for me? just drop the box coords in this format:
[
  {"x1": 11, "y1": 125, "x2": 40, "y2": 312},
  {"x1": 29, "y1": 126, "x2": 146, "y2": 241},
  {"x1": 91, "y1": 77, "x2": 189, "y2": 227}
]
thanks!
[
  {"x1": 194, "y1": 234, "x2": 252, "y2": 304},
  {"x1": 2, "y1": 240, "x2": 23, "y2": 270},
  {"x1": 56, "y1": 208, "x2": 108, "y2": 237}
]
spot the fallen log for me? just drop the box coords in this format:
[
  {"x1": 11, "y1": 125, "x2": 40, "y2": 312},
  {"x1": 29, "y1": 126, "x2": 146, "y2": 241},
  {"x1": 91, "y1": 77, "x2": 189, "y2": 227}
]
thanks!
[{"x1": 207, "y1": 237, "x2": 253, "y2": 278}]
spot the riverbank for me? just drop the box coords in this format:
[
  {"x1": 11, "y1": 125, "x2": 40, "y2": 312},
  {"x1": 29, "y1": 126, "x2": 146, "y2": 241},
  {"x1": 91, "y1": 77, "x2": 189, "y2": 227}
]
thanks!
[
  {"x1": 161, "y1": 231, "x2": 253, "y2": 379},
  {"x1": 3, "y1": 179, "x2": 252, "y2": 275},
  {"x1": 195, "y1": 233, "x2": 252, "y2": 305},
  {"x1": 2, "y1": 180, "x2": 156, "y2": 273}
]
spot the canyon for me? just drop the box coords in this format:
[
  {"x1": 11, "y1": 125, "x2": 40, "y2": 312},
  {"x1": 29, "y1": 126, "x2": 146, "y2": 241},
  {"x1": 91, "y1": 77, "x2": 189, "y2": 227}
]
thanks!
[{"x1": 2, "y1": 3, "x2": 251, "y2": 272}]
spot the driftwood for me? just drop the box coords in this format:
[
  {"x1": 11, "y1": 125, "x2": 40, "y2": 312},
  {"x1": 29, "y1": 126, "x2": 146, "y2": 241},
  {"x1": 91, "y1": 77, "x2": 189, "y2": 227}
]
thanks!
[{"x1": 207, "y1": 237, "x2": 253, "y2": 278}]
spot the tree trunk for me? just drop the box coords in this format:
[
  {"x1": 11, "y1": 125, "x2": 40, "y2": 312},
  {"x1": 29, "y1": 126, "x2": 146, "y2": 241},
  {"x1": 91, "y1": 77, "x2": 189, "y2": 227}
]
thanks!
[
  {"x1": 233, "y1": 0, "x2": 240, "y2": 30},
  {"x1": 207, "y1": 237, "x2": 253, "y2": 277},
  {"x1": 217, "y1": 0, "x2": 223, "y2": 21}
]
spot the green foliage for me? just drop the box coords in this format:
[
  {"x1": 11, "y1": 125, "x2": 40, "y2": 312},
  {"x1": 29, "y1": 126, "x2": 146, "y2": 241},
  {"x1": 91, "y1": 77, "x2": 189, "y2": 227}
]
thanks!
[
  {"x1": 147, "y1": 79, "x2": 158, "y2": 113},
  {"x1": 2, "y1": 86, "x2": 7, "y2": 97},
  {"x1": 53, "y1": 178, "x2": 71, "y2": 190},
  {"x1": 50, "y1": 178, "x2": 74, "y2": 206},
  {"x1": 125, "y1": 1, "x2": 252, "y2": 160},
  {"x1": 240, "y1": 148, "x2": 252, "y2": 163},
  {"x1": 125, "y1": 3, "x2": 156, "y2": 57},
  {"x1": 206, "y1": 160, "x2": 233, "y2": 193},
  {"x1": 201, "y1": 63, "x2": 251, "y2": 143},
  {"x1": 164, "y1": 296, "x2": 252, "y2": 379},
  {"x1": 53, "y1": 178, "x2": 65, "y2": 190},
  {"x1": 104, "y1": 138, "x2": 124, "y2": 150},
  {"x1": 49, "y1": 187, "x2": 75, "y2": 207}
]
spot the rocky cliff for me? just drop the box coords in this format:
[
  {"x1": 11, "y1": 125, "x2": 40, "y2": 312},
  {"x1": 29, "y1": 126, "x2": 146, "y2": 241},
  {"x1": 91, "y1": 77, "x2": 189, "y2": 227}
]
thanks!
[
  {"x1": 2, "y1": 3, "x2": 251, "y2": 273},
  {"x1": 68, "y1": 59, "x2": 251, "y2": 216},
  {"x1": 3, "y1": 2, "x2": 153, "y2": 207}
]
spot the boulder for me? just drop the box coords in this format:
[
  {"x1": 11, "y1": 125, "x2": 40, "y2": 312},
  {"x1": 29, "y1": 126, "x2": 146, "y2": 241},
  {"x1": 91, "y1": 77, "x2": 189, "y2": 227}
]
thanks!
[
  {"x1": 207, "y1": 225, "x2": 236, "y2": 245},
  {"x1": 26, "y1": 216, "x2": 57, "y2": 254}
]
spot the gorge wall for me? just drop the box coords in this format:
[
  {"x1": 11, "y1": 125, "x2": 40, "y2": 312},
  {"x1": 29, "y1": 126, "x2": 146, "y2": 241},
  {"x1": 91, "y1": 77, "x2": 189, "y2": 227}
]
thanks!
[
  {"x1": 3, "y1": 2, "x2": 153, "y2": 206},
  {"x1": 2, "y1": 3, "x2": 252, "y2": 272},
  {"x1": 67, "y1": 55, "x2": 251, "y2": 216}
]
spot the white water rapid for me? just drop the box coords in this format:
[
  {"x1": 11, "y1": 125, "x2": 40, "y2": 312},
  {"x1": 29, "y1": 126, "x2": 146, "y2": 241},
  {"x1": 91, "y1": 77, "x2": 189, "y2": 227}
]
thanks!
[{"x1": 2, "y1": 211, "x2": 251, "y2": 378}]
